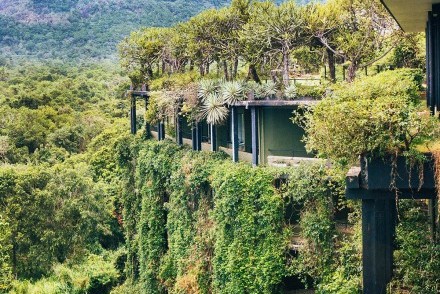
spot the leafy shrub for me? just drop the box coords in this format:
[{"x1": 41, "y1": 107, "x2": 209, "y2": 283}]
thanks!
[
  {"x1": 300, "y1": 69, "x2": 438, "y2": 164},
  {"x1": 391, "y1": 201, "x2": 440, "y2": 294},
  {"x1": 296, "y1": 84, "x2": 325, "y2": 99},
  {"x1": 9, "y1": 254, "x2": 119, "y2": 294}
]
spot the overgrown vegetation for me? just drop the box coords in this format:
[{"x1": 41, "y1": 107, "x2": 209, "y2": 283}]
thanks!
[
  {"x1": 299, "y1": 69, "x2": 438, "y2": 165},
  {"x1": 114, "y1": 138, "x2": 358, "y2": 293},
  {"x1": 1, "y1": 1, "x2": 438, "y2": 293}
]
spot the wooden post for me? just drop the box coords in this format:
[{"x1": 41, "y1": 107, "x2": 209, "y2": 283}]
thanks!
[
  {"x1": 192, "y1": 122, "x2": 197, "y2": 150},
  {"x1": 364, "y1": 67, "x2": 368, "y2": 76},
  {"x1": 130, "y1": 95, "x2": 136, "y2": 135},
  {"x1": 342, "y1": 66, "x2": 346, "y2": 82},
  {"x1": 231, "y1": 107, "x2": 239, "y2": 162},
  {"x1": 251, "y1": 107, "x2": 258, "y2": 166},
  {"x1": 210, "y1": 124, "x2": 217, "y2": 152}
]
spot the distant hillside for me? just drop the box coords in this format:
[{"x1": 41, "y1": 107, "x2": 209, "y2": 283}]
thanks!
[{"x1": 0, "y1": 0, "x2": 314, "y2": 61}]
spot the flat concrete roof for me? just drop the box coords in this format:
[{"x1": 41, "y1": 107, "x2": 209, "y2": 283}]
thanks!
[
  {"x1": 233, "y1": 98, "x2": 318, "y2": 107},
  {"x1": 382, "y1": 0, "x2": 440, "y2": 32}
]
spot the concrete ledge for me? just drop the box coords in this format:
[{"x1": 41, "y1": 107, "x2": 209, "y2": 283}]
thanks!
[{"x1": 267, "y1": 156, "x2": 324, "y2": 167}]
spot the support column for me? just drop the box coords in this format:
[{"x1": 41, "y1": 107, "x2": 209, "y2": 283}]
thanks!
[
  {"x1": 157, "y1": 122, "x2": 163, "y2": 141},
  {"x1": 160, "y1": 120, "x2": 165, "y2": 140},
  {"x1": 192, "y1": 122, "x2": 197, "y2": 151},
  {"x1": 130, "y1": 95, "x2": 136, "y2": 135},
  {"x1": 144, "y1": 96, "x2": 151, "y2": 138},
  {"x1": 176, "y1": 110, "x2": 183, "y2": 146},
  {"x1": 210, "y1": 124, "x2": 217, "y2": 152},
  {"x1": 196, "y1": 122, "x2": 202, "y2": 151},
  {"x1": 231, "y1": 107, "x2": 239, "y2": 162},
  {"x1": 362, "y1": 199, "x2": 396, "y2": 294},
  {"x1": 251, "y1": 107, "x2": 259, "y2": 166}
]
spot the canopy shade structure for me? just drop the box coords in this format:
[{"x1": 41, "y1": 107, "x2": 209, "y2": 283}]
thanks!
[{"x1": 381, "y1": 0, "x2": 440, "y2": 32}]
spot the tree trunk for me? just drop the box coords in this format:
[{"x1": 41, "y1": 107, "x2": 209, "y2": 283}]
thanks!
[
  {"x1": 347, "y1": 62, "x2": 357, "y2": 82},
  {"x1": 327, "y1": 48, "x2": 336, "y2": 83},
  {"x1": 189, "y1": 60, "x2": 194, "y2": 71},
  {"x1": 233, "y1": 58, "x2": 239, "y2": 79},
  {"x1": 223, "y1": 60, "x2": 229, "y2": 81},
  {"x1": 200, "y1": 64, "x2": 205, "y2": 76},
  {"x1": 282, "y1": 50, "x2": 290, "y2": 87},
  {"x1": 162, "y1": 60, "x2": 166, "y2": 75},
  {"x1": 206, "y1": 62, "x2": 210, "y2": 74},
  {"x1": 248, "y1": 64, "x2": 261, "y2": 84}
]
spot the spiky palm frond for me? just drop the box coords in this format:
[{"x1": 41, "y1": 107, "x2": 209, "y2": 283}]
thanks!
[
  {"x1": 284, "y1": 83, "x2": 297, "y2": 100},
  {"x1": 201, "y1": 93, "x2": 229, "y2": 125},
  {"x1": 262, "y1": 81, "x2": 277, "y2": 98},
  {"x1": 245, "y1": 81, "x2": 266, "y2": 100},
  {"x1": 221, "y1": 81, "x2": 245, "y2": 105},
  {"x1": 198, "y1": 79, "x2": 218, "y2": 101}
]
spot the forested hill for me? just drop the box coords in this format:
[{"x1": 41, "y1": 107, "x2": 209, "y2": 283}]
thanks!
[
  {"x1": 0, "y1": 0, "x2": 314, "y2": 62},
  {"x1": 0, "y1": 0, "x2": 226, "y2": 61}
]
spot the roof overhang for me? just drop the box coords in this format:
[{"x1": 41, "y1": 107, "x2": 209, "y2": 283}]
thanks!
[{"x1": 381, "y1": 0, "x2": 440, "y2": 32}]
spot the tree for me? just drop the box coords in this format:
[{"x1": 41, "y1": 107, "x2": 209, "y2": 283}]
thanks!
[
  {"x1": 311, "y1": 0, "x2": 399, "y2": 82},
  {"x1": 240, "y1": 1, "x2": 275, "y2": 83},
  {"x1": 119, "y1": 28, "x2": 167, "y2": 86},
  {"x1": 305, "y1": 1, "x2": 341, "y2": 82},
  {"x1": 245, "y1": 1, "x2": 308, "y2": 86}
]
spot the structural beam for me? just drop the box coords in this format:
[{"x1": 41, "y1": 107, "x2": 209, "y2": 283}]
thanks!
[
  {"x1": 231, "y1": 107, "x2": 239, "y2": 162},
  {"x1": 251, "y1": 107, "x2": 259, "y2": 166}
]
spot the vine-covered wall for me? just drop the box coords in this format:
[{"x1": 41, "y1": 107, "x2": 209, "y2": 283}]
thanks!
[
  {"x1": 115, "y1": 138, "x2": 364, "y2": 293},
  {"x1": 112, "y1": 138, "x2": 439, "y2": 294}
]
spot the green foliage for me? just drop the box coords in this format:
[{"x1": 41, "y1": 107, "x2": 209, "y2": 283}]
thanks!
[
  {"x1": 296, "y1": 84, "x2": 326, "y2": 99},
  {"x1": 0, "y1": 63, "x2": 127, "y2": 287},
  {"x1": 212, "y1": 162, "x2": 286, "y2": 293},
  {"x1": 0, "y1": 64, "x2": 129, "y2": 163},
  {"x1": 137, "y1": 142, "x2": 182, "y2": 293},
  {"x1": 391, "y1": 201, "x2": 440, "y2": 294},
  {"x1": 9, "y1": 253, "x2": 119, "y2": 294},
  {"x1": 0, "y1": 214, "x2": 12, "y2": 292},
  {"x1": 300, "y1": 69, "x2": 438, "y2": 164},
  {"x1": 0, "y1": 163, "x2": 117, "y2": 279},
  {"x1": 390, "y1": 33, "x2": 426, "y2": 70},
  {"x1": 281, "y1": 163, "x2": 361, "y2": 292}
]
